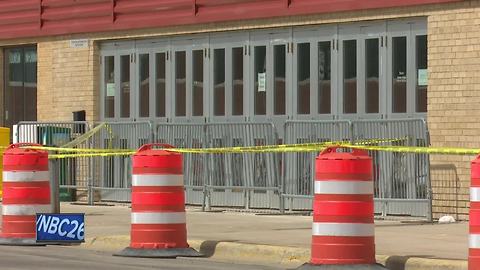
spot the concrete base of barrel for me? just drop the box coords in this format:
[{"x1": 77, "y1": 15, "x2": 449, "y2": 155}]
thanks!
[
  {"x1": 295, "y1": 263, "x2": 388, "y2": 270},
  {"x1": 0, "y1": 237, "x2": 45, "y2": 246},
  {"x1": 115, "y1": 247, "x2": 203, "y2": 258}
]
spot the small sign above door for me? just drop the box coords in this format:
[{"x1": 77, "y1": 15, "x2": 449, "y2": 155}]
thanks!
[{"x1": 70, "y1": 39, "x2": 89, "y2": 49}]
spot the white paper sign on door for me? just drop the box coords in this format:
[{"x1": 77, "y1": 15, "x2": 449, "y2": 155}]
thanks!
[
  {"x1": 418, "y1": 69, "x2": 428, "y2": 86},
  {"x1": 106, "y1": 83, "x2": 115, "y2": 97},
  {"x1": 258, "y1": 73, "x2": 266, "y2": 92}
]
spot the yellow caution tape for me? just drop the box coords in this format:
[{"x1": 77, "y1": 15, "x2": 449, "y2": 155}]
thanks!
[
  {"x1": 60, "y1": 123, "x2": 105, "y2": 148},
  {"x1": 338, "y1": 143, "x2": 480, "y2": 156},
  {"x1": 28, "y1": 137, "x2": 404, "y2": 154}
]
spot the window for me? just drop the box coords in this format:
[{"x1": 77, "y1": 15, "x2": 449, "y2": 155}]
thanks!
[
  {"x1": 416, "y1": 35, "x2": 427, "y2": 113},
  {"x1": 297, "y1": 43, "x2": 310, "y2": 115},
  {"x1": 392, "y1": 36, "x2": 407, "y2": 113},
  {"x1": 318, "y1": 41, "x2": 331, "y2": 114},
  {"x1": 5, "y1": 46, "x2": 37, "y2": 128},
  {"x1": 104, "y1": 56, "x2": 115, "y2": 118},
  {"x1": 156, "y1": 53, "x2": 166, "y2": 117},
  {"x1": 214, "y1": 49, "x2": 226, "y2": 116},
  {"x1": 365, "y1": 39, "x2": 379, "y2": 114},
  {"x1": 254, "y1": 46, "x2": 267, "y2": 115},
  {"x1": 232, "y1": 47, "x2": 244, "y2": 116},
  {"x1": 274, "y1": 45, "x2": 286, "y2": 115},
  {"x1": 120, "y1": 55, "x2": 130, "y2": 118},
  {"x1": 139, "y1": 54, "x2": 149, "y2": 117},
  {"x1": 343, "y1": 40, "x2": 357, "y2": 114},
  {"x1": 175, "y1": 51, "x2": 186, "y2": 117},
  {"x1": 192, "y1": 50, "x2": 204, "y2": 116}
]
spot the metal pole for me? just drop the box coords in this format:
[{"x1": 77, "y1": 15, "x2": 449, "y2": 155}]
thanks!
[{"x1": 49, "y1": 158, "x2": 60, "y2": 213}]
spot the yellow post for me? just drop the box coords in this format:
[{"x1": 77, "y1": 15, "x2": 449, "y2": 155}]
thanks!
[{"x1": 0, "y1": 127, "x2": 10, "y2": 198}]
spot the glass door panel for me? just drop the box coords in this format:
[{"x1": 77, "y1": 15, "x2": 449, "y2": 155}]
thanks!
[
  {"x1": 232, "y1": 46, "x2": 245, "y2": 117},
  {"x1": 254, "y1": 45, "x2": 267, "y2": 116},
  {"x1": 392, "y1": 36, "x2": 407, "y2": 114},
  {"x1": 365, "y1": 38, "x2": 380, "y2": 114},
  {"x1": 318, "y1": 41, "x2": 332, "y2": 115},
  {"x1": 192, "y1": 49, "x2": 204, "y2": 117},
  {"x1": 296, "y1": 43, "x2": 310, "y2": 115},
  {"x1": 103, "y1": 55, "x2": 115, "y2": 119},
  {"x1": 120, "y1": 54, "x2": 131, "y2": 119},
  {"x1": 138, "y1": 53, "x2": 150, "y2": 118},
  {"x1": 343, "y1": 39, "x2": 357, "y2": 114},
  {"x1": 213, "y1": 48, "x2": 226, "y2": 117},
  {"x1": 415, "y1": 35, "x2": 427, "y2": 113},
  {"x1": 175, "y1": 50, "x2": 187, "y2": 117},
  {"x1": 155, "y1": 52, "x2": 167, "y2": 118}
]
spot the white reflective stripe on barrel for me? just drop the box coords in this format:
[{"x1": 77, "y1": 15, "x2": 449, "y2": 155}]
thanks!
[
  {"x1": 131, "y1": 212, "x2": 186, "y2": 224},
  {"x1": 3, "y1": 171, "x2": 49, "y2": 182},
  {"x1": 132, "y1": 174, "x2": 183, "y2": 187},
  {"x1": 470, "y1": 234, "x2": 480, "y2": 248},
  {"x1": 315, "y1": 181, "x2": 373, "y2": 195},
  {"x1": 312, "y1": 222, "x2": 374, "y2": 237},
  {"x1": 471, "y1": 187, "x2": 480, "y2": 202},
  {"x1": 2, "y1": 204, "x2": 52, "y2": 215}
]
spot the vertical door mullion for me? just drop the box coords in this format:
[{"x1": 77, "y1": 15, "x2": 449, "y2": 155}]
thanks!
[
  {"x1": 407, "y1": 24, "x2": 416, "y2": 116},
  {"x1": 148, "y1": 51, "x2": 155, "y2": 121},
  {"x1": 186, "y1": 49, "x2": 192, "y2": 119},
  {"x1": 267, "y1": 40, "x2": 274, "y2": 118},
  {"x1": 331, "y1": 27, "x2": 339, "y2": 118},
  {"x1": 114, "y1": 54, "x2": 121, "y2": 120},
  {"x1": 130, "y1": 50, "x2": 136, "y2": 121},
  {"x1": 310, "y1": 40, "x2": 317, "y2": 120},
  {"x1": 225, "y1": 45, "x2": 233, "y2": 119}
]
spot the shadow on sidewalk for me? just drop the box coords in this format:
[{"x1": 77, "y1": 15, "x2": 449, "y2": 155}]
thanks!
[{"x1": 198, "y1": 240, "x2": 239, "y2": 257}]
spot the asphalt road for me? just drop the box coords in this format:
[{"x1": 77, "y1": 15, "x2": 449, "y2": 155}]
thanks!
[{"x1": 0, "y1": 245, "x2": 283, "y2": 270}]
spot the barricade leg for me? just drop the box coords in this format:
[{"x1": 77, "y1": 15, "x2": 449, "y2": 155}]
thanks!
[
  {"x1": 0, "y1": 143, "x2": 52, "y2": 246},
  {"x1": 116, "y1": 144, "x2": 202, "y2": 258},
  {"x1": 297, "y1": 147, "x2": 386, "y2": 269},
  {"x1": 470, "y1": 157, "x2": 480, "y2": 270}
]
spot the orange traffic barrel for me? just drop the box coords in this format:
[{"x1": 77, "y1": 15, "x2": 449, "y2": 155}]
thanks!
[
  {"x1": 470, "y1": 156, "x2": 480, "y2": 270},
  {"x1": 297, "y1": 147, "x2": 386, "y2": 269},
  {"x1": 116, "y1": 144, "x2": 202, "y2": 258},
  {"x1": 0, "y1": 143, "x2": 52, "y2": 245}
]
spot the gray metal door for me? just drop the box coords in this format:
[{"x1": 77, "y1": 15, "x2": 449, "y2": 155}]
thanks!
[
  {"x1": 209, "y1": 33, "x2": 249, "y2": 123},
  {"x1": 292, "y1": 25, "x2": 337, "y2": 121},
  {"x1": 100, "y1": 41, "x2": 136, "y2": 122},
  {"x1": 170, "y1": 36, "x2": 209, "y2": 124}
]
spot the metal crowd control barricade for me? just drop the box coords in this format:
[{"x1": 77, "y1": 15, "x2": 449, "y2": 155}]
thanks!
[
  {"x1": 16, "y1": 121, "x2": 91, "y2": 202},
  {"x1": 282, "y1": 120, "x2": 352, "y2": 211},
  {"x1": 155, "y1": 122, "x2": 280, "y2": 210},
  {"x1": 156, "y1": 123, "x2": 207, "y2": 206},
  {"x1": 204, "y1": 122, "x2": 281, "y2": 210},
  {"x1": 89, "y1": 121, "x2": 154, "y2": 203},
  {"x1": 351, "y1": 119, "x2": 432, "y2": 220}
]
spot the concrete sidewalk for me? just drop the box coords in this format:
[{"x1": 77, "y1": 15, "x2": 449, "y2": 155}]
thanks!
[{"x1": 52, "y1": 203, "x2": 468, "y2": 269}]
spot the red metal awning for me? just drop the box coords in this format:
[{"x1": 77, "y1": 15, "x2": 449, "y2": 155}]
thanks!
[{"x1": 0, "y1": 0, "x2": 464, "y2": 40}]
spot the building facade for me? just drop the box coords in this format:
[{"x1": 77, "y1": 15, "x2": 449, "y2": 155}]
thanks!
[{"x1": 0, "y1": 0, "x2": 476, "y2": 219}]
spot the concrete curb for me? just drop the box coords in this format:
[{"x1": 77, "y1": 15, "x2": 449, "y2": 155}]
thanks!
[{"x1": 81, "y1": 235, "x2": 467, "y2": 270}]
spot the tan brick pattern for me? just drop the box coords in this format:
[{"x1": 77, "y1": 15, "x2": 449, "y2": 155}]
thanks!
[
  {"x1": 37, "y1": 40, "x2": 99, "y2": 121},
  {"x1": 0, "y1": 0, "x2": 477, "y2": 219},
  {"x1": 427, "y1": 1, "x2": 480, "y2": 220}
]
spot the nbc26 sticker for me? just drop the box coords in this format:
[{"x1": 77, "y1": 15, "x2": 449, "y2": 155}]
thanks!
[{"x1": 36, "y1": 213, "x2": 85, "y2": 242}]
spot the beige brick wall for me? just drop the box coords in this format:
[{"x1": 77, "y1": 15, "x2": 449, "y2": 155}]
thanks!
[
  {"x1": 37, "y1": 39, "x2": 99, "y2": 122},
  {"x1": 427, "y1": 1, "x2": 480, "y2": 220},
  {"x1": 0, "y1": 0, "x2": 477, "y2": 219}
]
